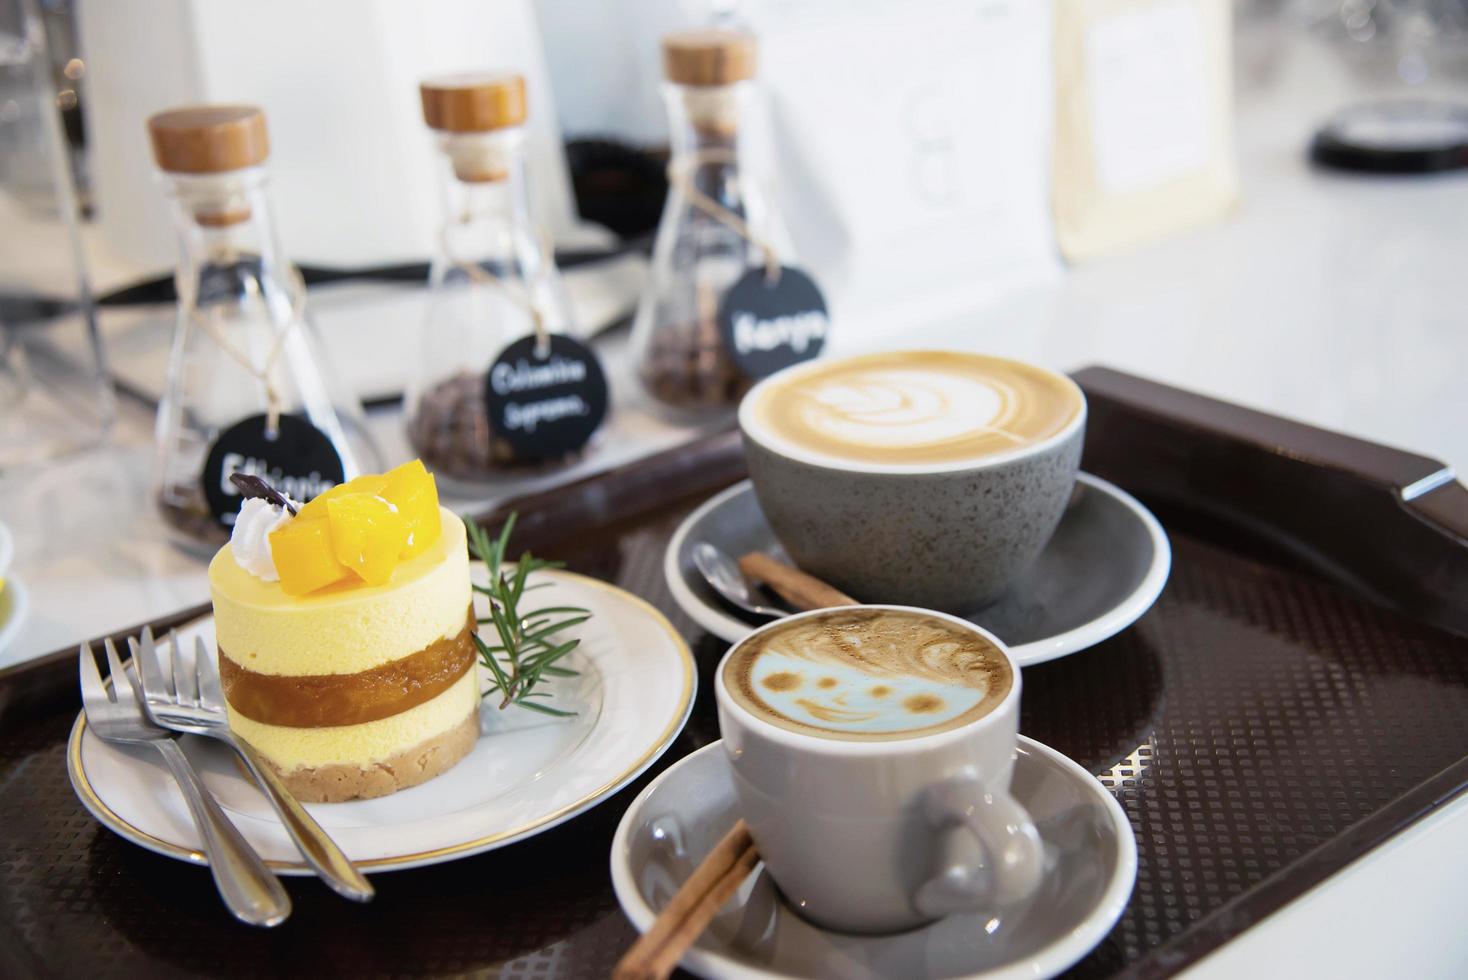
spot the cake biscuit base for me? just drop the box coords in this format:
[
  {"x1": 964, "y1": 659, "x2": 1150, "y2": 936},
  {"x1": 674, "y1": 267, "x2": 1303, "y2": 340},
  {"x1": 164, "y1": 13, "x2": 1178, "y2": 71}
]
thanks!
[{"x1": 267, "y1": 710, "x2": 480, "y2": 803}]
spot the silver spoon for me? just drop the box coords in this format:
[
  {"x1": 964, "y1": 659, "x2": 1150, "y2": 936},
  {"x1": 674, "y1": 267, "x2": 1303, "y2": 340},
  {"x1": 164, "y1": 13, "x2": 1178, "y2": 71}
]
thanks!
[{"x1": 692, "y1": 542, "x2": 788, "y2": 620}]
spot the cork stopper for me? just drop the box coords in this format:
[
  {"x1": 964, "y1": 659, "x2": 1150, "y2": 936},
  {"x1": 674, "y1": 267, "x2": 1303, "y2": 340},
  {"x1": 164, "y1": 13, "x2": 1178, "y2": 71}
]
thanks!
[
  {"x1": 662, "y1": 30, "x2": 756, "y2": 86},
  {"x1": 147, "y1": 105, "x2": 269, "y2": 174},
  {"x1": 420, "y1": 73, "x2": 527, "y2": 133}
]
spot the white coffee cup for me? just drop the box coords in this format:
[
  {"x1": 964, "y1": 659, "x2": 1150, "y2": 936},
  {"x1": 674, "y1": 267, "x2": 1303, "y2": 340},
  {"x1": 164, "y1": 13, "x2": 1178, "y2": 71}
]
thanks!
[{"x1": 714, "y1": 605, "x2": 1045, "y2": 934}]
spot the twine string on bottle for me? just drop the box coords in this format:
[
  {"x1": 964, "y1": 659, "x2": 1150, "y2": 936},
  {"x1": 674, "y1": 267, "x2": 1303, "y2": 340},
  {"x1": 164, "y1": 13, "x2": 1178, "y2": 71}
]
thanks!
[
  {"x1": 666, "y1": 147, "x2": 781, "y2": 284},
  {"x1": 438, "y1": 209, "x2": 551, "y2": 357},
  {"x1": 190, "y1": 267, "x2": 306, "y2": 436}
]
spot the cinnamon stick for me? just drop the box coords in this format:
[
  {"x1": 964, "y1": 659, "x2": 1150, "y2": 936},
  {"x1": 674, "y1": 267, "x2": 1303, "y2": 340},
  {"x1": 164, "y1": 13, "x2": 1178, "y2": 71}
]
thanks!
[
  {"x1": 613, "y1": 819, "x2": 759, "y2": 980},
  {"x1": 738, "y1": 552, "x2": 859, "y2": 611}
]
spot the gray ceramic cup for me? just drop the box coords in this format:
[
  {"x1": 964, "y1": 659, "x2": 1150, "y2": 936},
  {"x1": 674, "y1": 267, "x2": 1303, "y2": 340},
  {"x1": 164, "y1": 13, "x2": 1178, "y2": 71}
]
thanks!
[
  {"x1": 715, "y1": 606, "x2": 1045, "y2": 935},
  {"x1": 738, "y1": 355, "x2": 1086, "y2": 613}
]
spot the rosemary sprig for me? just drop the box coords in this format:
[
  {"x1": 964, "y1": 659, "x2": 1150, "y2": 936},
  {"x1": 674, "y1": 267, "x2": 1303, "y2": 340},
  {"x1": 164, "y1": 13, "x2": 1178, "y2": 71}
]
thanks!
[{"x1": 464, "y1": 513, "x2": 588, "y2": 717}]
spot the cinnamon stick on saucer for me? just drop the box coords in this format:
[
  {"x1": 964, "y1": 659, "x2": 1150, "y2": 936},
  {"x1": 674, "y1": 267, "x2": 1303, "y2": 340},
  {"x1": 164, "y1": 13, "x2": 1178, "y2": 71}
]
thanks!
[
  {"x1": 613, "y1": 819, "x2": 760, "y2": 980},
  {"x1": 738, "y1": 552, "x2": 859, "y2": 611}
]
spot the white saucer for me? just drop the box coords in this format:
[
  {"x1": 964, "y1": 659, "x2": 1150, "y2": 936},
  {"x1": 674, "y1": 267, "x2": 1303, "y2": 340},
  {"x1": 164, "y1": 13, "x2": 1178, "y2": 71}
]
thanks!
[
  {"x1": 665, "y1": 474, "x2": 1170, "y2": 667},
  {"x1": 0, "y1": 519, "x2": 25, "y2": 653},
  {"x1": 611, "y1": 739, "x2": 1137, "y2": 980},
  {"x1": 68, "y1": 566, "x2": 695, "y2": 873},
  {"x1": 0, "y1": 575, "x2": 27, "y2": 654}
]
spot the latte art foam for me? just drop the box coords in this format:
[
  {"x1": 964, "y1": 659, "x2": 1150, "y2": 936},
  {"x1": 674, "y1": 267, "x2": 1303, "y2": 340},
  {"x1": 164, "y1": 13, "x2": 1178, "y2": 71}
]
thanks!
[
  {"x1": 747, "y1": 351, "x2": 1083, "y2": 467},
  {"x1": 722, "y1": 609, "x2": 1013, "y2": 741}
]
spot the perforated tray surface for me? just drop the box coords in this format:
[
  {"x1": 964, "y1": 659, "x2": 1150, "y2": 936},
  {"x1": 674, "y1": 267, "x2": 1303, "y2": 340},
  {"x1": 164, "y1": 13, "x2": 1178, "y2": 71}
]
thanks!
[{"x1": 4, "y1": 370, "x2": 1467, "y2": 979}]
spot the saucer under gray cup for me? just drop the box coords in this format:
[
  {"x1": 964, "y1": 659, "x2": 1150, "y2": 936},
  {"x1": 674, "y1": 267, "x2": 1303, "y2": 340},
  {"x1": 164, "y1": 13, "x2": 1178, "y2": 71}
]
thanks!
[
  {"x1": 611, "y1": 739, "x2": 1136, "y2": 980},
  {"x1": 714, "y1": 607, "x2": 1046, "y2": 935},
  {"x1": 738, "y1": 352, "x2": 1087, "y2": 613},
  {"x1": 667, "y1": 475, "x2": 1172, "y2": 664}
]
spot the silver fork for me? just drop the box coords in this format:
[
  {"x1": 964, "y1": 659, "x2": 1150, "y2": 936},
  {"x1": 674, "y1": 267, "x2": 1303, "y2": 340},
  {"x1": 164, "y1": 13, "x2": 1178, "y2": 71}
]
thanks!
[
  {"x1": 131, "y1": 629, "x2": 373, "y2": 903},
  {"x1": 79, "y1": 638, "x2": 290, "y2": 926}
]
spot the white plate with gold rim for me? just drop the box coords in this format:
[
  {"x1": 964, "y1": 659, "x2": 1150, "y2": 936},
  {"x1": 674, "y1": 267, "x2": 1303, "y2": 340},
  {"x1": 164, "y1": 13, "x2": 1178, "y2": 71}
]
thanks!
[
  {"x1": 0, "y1": 519, "x2": 25, "y2": 654},
  {"x1": 67, "y1": 565, "x2": 695, "y2": 873}
]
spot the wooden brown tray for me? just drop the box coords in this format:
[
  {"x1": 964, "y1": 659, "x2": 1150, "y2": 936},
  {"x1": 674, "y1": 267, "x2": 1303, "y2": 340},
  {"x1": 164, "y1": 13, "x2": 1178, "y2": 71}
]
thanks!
[{"x1": 2, "y1": 366, "x2": 1466, "y2": 979}]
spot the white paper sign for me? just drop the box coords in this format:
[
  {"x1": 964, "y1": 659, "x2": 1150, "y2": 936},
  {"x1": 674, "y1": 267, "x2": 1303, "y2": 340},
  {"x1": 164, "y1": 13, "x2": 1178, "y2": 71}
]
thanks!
[
  {"x1": 1085, "y1": 0, "x2": 1209, "y2": 194},
  {"x1": 1052, "y1": 0, "x2": 1236, "y2": 261},
  {"x1": 744, "y1": 0, "x2": 1059, "y2": 348}
]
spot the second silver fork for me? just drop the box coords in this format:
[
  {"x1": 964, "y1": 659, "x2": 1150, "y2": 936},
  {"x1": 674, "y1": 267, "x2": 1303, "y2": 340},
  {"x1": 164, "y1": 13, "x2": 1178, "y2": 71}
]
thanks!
[
  {"x1": 131, "y1": 628, "x2": 374, "y2": 902},
  {"x1": 80, "y1": 638, "x2": 289, "y2": 926}
]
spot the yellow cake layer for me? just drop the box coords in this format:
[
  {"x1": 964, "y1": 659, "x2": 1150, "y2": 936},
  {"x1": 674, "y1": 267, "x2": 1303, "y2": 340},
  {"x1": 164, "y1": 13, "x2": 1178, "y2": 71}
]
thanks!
[
  {"x1": 226, "y1": 668, "x2": 479, "y2": 771},
  {"x1": 209, "y1": 506, "x2": 471, "y2": 676}
]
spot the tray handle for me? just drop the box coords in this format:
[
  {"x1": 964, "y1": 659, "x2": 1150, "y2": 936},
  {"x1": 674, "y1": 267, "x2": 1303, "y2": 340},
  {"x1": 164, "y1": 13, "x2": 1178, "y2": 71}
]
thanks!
[{"x1": 1074, "y1": 366, "x2": 1468, "y2": 638}]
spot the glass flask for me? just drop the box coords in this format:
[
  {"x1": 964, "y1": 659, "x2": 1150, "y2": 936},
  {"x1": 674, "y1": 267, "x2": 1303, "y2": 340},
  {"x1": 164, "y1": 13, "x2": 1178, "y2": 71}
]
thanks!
[
  {"x1": 148, "y1": 105, "x2": 381, "y2": 550},
  {"x1": 0, "y1": 0, "x2": 113, "y2": 469},
  {"x1": 629, "y1": 29, "x2": 793, "y2": 417},
  {"x1": 405, "y1": 73, "x2": 578, "y2": 483}
]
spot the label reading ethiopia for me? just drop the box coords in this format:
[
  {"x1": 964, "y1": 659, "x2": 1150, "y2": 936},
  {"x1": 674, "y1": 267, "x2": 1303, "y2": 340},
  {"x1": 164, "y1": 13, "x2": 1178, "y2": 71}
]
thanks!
[
  {"x1": 201, "y1": 413, "x2": 346, "y2": 529},
  {"x1": 484, "y1": 334, "x2": 609, "y2": 461}
]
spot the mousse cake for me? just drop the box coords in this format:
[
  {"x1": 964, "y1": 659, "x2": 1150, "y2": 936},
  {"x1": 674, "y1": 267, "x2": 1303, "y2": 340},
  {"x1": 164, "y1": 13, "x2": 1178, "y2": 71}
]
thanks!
[{"x1": 208, "y1": 460, "x2": 478, "y2": 802}]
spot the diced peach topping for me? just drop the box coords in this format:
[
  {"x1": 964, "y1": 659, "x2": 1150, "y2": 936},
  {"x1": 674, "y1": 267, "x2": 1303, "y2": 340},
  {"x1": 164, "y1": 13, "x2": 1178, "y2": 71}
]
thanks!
[
  {"x1": 295, "y1": 473, "x2": 388, "y2": 520},
  {"x1": 380, "y1": 459, "x2": 441, "y2": 558},
  {"x1": 326, "y1": 494, "x2": 409, "y2": 586},
  {"x1": 269, "y1": 516, "x2": 352, "y2": 596},
  {"x1": 267, "y1": 459, "x2": 443, "y2": 595}
]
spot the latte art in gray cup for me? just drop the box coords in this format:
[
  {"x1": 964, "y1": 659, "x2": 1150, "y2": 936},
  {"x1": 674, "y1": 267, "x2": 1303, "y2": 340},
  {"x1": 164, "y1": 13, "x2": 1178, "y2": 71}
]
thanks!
[
  {"x1": 721, "y1": 608, "x2": 1014, "y2": 741},
  {"x1": 715, "y1": 605, "x2": 1043, "y2": 934},
  {"x1": 744, "y1": 350, "x2": 1083, "y2": 468},
  {"x1": 739, "y1": 350, "x2": 1087, "y2": 612}
]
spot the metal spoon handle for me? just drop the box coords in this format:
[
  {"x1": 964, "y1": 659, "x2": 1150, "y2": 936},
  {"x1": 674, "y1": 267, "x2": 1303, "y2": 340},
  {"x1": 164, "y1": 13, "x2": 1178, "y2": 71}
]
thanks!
[
  {"x1": 229, "y1": 735, "x2": 374, "y2": 902},
  {"x1": 153, "y1": 738, "x2": 291, "y2": 926}
]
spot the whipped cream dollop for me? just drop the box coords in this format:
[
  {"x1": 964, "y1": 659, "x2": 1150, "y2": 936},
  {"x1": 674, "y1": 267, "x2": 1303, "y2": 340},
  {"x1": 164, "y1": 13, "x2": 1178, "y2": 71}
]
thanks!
[{"x1": 231, "y1": 496, "x2": 298, "y2": 582}]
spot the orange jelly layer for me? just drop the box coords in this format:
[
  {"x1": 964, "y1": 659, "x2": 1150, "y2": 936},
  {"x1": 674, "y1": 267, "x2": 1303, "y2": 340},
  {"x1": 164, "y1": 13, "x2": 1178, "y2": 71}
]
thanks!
[{"x1": 219, "y1": 608, "x2": 477, "y2": 728}]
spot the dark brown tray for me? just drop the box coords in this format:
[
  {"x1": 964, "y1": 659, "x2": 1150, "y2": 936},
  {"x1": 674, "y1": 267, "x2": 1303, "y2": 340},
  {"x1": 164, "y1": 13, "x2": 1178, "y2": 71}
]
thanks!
[{"x1": 3, "y1": 367, "x2": 1467, "y2": 979}]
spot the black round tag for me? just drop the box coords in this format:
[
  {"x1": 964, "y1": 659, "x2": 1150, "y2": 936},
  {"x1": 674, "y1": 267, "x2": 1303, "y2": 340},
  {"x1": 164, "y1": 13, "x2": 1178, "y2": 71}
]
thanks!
[
  {"x1": 484, "y1": 334, "x2": 609, "y2": 461},
  {"x1": 201, "y1": 414, "x2": 345, "y2": 529},
  {"x1": 717, "y1": 265, "x2": 829, "y2": 380}
]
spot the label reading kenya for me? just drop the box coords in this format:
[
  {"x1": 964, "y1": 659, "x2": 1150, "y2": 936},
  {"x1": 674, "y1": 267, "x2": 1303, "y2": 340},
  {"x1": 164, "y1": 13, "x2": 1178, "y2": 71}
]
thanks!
[
  {"x1": 717, "y1": 265, "x2": 829, "y2": 379},
  {"x1": 201, "y1": 413, "x2": 345, "y2": 528},
  {"x1": 484, "y1": 334, "x2": 609, "y2": 460}
]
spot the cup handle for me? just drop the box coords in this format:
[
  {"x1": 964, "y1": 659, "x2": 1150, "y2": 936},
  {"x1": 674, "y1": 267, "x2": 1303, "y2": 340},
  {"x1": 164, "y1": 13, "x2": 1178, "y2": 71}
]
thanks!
[{"x1": 911, "y1": 772, "x2": 1045, "y2": 920}]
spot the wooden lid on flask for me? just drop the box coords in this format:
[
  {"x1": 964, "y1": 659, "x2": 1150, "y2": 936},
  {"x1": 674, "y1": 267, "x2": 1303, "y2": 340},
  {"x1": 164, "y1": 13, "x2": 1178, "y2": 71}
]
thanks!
[
  {"x1": 147, "y1": 105, "x2": 269, "y2": 174},
  {"x1": 420, "y1": 73, "x2": 527, "y2": 132},
  {"x1": 662, "y1": 30, "x2": 756, "y2": 86}
]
